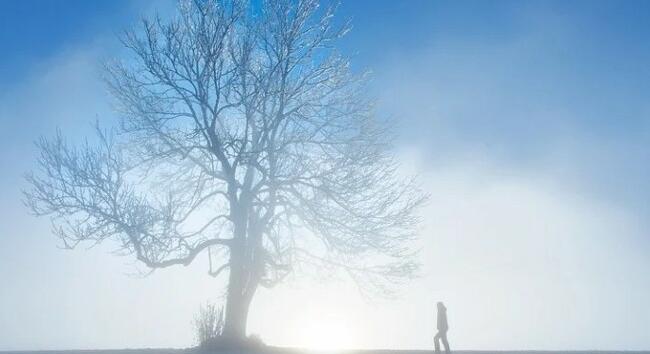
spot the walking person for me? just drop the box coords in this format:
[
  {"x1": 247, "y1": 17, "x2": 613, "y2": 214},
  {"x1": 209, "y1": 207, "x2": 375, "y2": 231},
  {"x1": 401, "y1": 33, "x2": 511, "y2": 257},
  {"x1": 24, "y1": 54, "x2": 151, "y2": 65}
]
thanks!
[{"x1": 434, "y1": 302, "x2": 450, "y2": 353}]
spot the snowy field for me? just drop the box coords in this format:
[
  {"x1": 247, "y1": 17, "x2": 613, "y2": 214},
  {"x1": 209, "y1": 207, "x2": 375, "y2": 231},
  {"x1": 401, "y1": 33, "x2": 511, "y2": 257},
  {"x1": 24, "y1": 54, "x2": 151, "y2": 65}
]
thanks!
[{"x1": 1, "y1": 349, "x2": 648, "y2": 354}]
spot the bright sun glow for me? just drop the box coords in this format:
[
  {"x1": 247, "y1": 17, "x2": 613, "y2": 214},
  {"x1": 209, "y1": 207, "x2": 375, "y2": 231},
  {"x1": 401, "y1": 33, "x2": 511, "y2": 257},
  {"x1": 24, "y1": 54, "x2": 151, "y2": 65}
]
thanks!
[{"x1": 291, "y1": 309, "x2": 361, "y2": 351}]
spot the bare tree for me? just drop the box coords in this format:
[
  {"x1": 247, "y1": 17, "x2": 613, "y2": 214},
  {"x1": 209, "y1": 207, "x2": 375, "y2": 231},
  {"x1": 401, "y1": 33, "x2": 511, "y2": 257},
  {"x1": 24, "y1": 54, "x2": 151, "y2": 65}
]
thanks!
[{"x1": 24, "y1": 0, "x2": 426, "y2": 340}]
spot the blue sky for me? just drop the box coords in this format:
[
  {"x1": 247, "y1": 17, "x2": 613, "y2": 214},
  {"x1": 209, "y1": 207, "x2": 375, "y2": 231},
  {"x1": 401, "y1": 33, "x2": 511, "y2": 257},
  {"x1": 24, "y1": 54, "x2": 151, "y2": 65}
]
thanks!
[
  {"x1": 0, "y1": 1, "x2": 134, "y2": 87},
  {"x1": 0, "y1": 0, "x2": 649, "y2": 351}
]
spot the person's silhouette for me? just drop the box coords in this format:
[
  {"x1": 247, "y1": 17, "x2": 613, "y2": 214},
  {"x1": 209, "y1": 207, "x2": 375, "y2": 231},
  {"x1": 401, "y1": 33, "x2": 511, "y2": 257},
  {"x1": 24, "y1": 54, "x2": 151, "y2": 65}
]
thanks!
[{"x1": 434, "y1": 302, "x2": 450, "y2": 353}]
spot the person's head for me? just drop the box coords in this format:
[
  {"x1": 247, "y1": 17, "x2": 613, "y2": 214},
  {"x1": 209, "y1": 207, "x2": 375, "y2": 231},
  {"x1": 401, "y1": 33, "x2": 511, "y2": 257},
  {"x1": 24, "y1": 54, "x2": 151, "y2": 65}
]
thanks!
[{"x1": 437, "y1": 301, "x2": 445, "y2": 311}]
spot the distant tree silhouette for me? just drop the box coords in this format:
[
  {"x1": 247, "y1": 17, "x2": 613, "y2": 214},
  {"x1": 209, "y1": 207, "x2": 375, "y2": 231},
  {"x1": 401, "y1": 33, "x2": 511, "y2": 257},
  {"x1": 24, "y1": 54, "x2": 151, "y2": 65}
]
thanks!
[{"x1": 24, "y1": 0, "x2": 426, "y2": 340}]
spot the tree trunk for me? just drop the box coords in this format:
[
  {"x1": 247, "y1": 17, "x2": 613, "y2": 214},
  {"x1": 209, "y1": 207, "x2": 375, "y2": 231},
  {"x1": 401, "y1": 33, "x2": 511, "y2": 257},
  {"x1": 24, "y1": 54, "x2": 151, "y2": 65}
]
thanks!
[
  {"x1": 222, "y1": 243, "x2": 260, "y2": 340},
  {"x1": 222, "y1": 220, "x2": 250, "y2": 339},
  {"x1": 222, "y1": 267, "x2": 252, "y2": 339},
  {"x1": 222, "y1": 191, "x2": 264, "y2": 341},
  {"x1": 222, "y1": 199, "x2": 257, "y2": 341}
]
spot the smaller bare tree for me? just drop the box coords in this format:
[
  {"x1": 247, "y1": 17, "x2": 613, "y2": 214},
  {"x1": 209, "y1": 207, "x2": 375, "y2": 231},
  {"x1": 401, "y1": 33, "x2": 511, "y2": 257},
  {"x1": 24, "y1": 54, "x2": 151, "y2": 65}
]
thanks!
[{"x1": 193, "y1": 302, "x2": 225, "y2": 347}]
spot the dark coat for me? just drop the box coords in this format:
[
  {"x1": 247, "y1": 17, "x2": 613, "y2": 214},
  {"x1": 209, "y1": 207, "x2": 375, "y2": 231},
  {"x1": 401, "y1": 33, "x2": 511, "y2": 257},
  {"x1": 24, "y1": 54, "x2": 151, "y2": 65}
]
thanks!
[{"x1": 437, "y1": 305, "x2": 448, "y2": 331}]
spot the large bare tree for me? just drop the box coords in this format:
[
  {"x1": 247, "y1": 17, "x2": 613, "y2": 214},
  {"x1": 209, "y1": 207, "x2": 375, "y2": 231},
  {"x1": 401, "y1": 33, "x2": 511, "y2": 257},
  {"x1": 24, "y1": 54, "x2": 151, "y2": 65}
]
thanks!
[{"x1": 25, "y1": 0, "x2": 426, "y2": 340}]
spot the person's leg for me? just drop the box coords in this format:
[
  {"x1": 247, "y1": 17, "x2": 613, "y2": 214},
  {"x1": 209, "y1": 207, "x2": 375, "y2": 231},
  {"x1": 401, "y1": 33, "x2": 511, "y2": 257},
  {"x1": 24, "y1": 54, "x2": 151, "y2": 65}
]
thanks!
[
  {"x1": 441, "y1": 331, "x2": 450, "y2": 353},
  {"x1": 434, "y1": 332, "x2": 441, "y2": 352}
]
